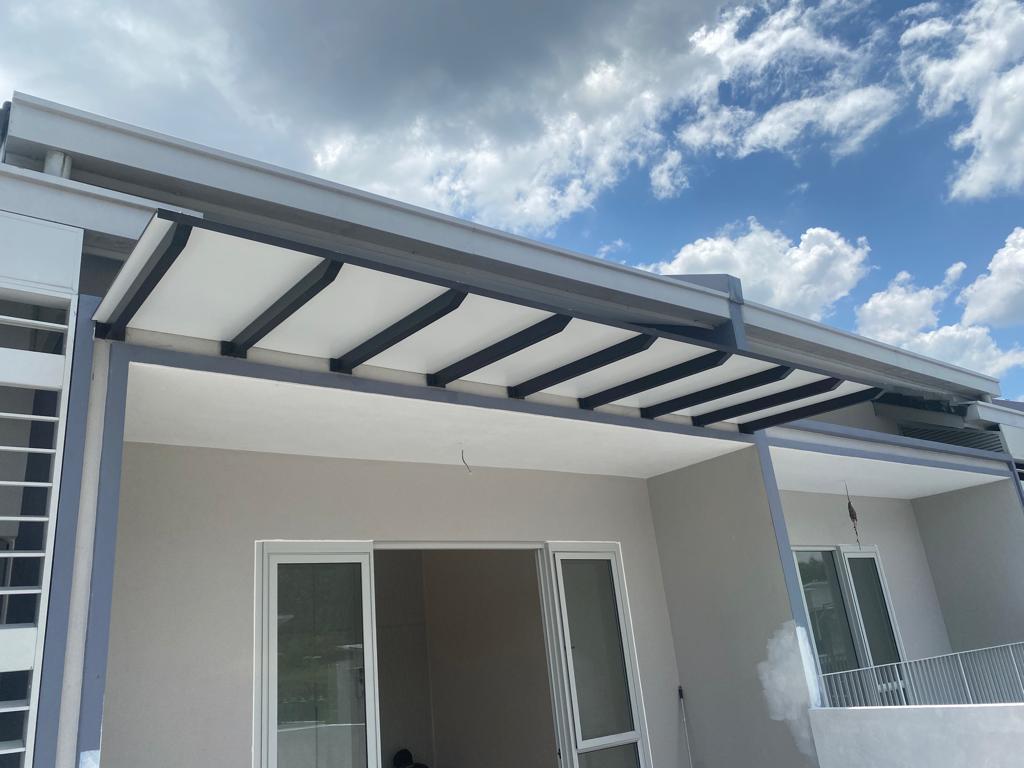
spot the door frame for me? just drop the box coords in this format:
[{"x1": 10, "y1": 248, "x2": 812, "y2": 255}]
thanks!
[
  {"x1": 253, "y1": 540, "x2": 652, "y2": 768},
  {"x1": 253, "y1": 540, "x2": 381, "y2": 768}
]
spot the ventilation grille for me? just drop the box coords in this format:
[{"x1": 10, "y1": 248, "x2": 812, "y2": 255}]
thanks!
[{"x1": 899, "y1": 423, "x2": 1006, "y2": 453}]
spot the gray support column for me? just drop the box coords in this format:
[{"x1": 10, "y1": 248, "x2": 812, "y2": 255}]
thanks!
[
  {"x1": 53, "y1": 337, "x2": 111, "y2": 768},
  {"x1": 752, "y1": 432, "x2": 810, "y2": 634},
  {"x1": 34, "y1": 296, "x2": 99, "y2": 768},
  {"x1": 74, "y1": 343, "x2": 130, "y2": 762}
]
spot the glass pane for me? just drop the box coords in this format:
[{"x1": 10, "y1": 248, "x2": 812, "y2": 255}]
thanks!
[
  {"x1": 848, "y1": 557, "x2": 900, "y2": 666},
  {"x1": 796, "y1": 551, "x2": 859, "y2": 674},
  {"x1": 561, "y1": 558, "x2": 634, "y2": 740},
  {"x1": 578, "y1": 742, "x2": 641, "y2": 768},
  {"x1": 277, "y1": 562, "x2": 367, "y2": 768}
]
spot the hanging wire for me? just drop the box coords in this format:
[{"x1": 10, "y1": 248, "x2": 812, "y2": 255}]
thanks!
[
  {"x1": 461, "y1": 447, "x2": 473, "y2": 473},
  {"x1": 845, "y1": 482, "x2": 862, "y2": 549}
]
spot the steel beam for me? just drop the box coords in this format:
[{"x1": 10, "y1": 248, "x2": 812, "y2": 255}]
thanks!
[
  {"x1": 221, "y1": 260, "x2": 342, "y2": 358},
  {"x1": 739, "y1": 387, "x2": 882, "y2": 433},
  {"x1": 691, "y1": 376, "x2": 841, "y2": 427},
  {"x1": 579, "y1": 350, "x2": 731, "y2": 411},
  {"x1": 427, "y1": 314, "x2": 571, "y2": 388},
  {"x1": 640, "y1": 364, "x2": 792, "y2": 420},
  {"x1": 94, "y1": 223, "x2": 192, "y2": 341},
  {"x1": 508, "y1": 334, "x2": 655, "y2": 400},
  {"x1": 331, "y1": 289, "x2": 466, "y2": 374}
]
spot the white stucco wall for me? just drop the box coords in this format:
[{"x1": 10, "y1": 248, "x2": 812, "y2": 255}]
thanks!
[
  {"x1": 101, "y1": 442, "x2": 682, "y2": 768},
  {"x1": 647, "y1": 446, "x2": 815, "y2": 768},
  {"x1": 913, "y1": 480, "x2": 1024, "y2": 651},
  {"x1": 810, "y1": 704, "x2": 1024, "y2": 768},
  {"x1": 781, "y1": 490, "x2": 952, "y2": 659}
]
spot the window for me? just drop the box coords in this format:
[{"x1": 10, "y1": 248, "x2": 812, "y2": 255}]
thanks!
[{"x1": 795, "y1": 547, "x2": 902, "y2": 673}]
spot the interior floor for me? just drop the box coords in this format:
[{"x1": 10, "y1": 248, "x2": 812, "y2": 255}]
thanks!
[{"x1": 374, "y1": 549, "x2": 559, "y2": 768}]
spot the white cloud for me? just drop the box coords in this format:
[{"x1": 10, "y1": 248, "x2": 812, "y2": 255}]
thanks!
[
  {"x1": 649, "y1": 149, "x2": 688, "y2": 199},
  {"x1": 856, "y1": 256, "x2": 1024, "y2": 378},
  {"x1": 646, "y1": 218, "x2": 869, "y2": 320},
  {"x1": 902, "y1": 0, "x2": 1024, "y2": 198},
  {"x1": 855, "y1": 263, "x2": 966, "y2": 346},
  {"x1": 740, "y1": 85, "x2": 901, "y2": 158},
  {"x1": 596, "y1": 238, "x2": 628, "y2": 259},
  {"x1": 959, "y1": 226, "x2": 1024, "y2": 327}
]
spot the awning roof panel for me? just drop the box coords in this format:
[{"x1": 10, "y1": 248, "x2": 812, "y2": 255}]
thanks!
[
  {"x1": 257, "y1": 264, "x2": 448, "y2": 359},
  {"x1": 96, "y1": 212, "x2": 887, "y2": 434},
  {"x1": 131, "y1": 227, "x2": 323, "y2": 340}
]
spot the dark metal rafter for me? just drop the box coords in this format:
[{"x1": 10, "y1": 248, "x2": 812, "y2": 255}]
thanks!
[
  {"x1": 331, "y1": 289, "x2": 467, "y2": 374},
  {"x1": 640, "y1": 365, "x2": 793, "y2": 419},
  {"x1": 508, "y1": 334, "x2": 656, "y2": 400},
  {"x1": 221, "y1": 259, "x2": 342, "y2": 358},
  {"x1": 691, "y1": 376, "x2": 842, "y2": 428},
  {"x1": 578, "y1": 350, "x2": 732, "y2": 411},
  {"x1": 427, "y1": 314, "x2": 572, "y2": 388},
  {"x1": 95, "y1": 223, "x2": 193, "y2": 341},
  {"x1": 738, "y1": 387, "x2": 882, "y2": 433}
]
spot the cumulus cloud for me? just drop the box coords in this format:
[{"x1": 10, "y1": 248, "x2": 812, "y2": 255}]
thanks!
[
  {"x1": 856, "y1": 250, "x2": 1024, "y2": 378},
  {"x1": 901, "y1": 0, "x2": 1024, "y2": 199},
  {"x1": 646, "y1": 218, "x2": 870, "y2": 320},
  {"x1": 959, "y1": 227, "x2": 1024, "y2": 327}
]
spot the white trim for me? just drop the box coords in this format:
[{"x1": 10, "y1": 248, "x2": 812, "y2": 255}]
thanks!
[{"x1": 253, "y1": 540, "x2": 379, "y2": 768}]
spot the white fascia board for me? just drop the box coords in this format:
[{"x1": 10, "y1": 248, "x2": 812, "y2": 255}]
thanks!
[
  {"x1": 967, "y1": 401, "x2": 1024, "y2": 429},
  {"x1": 0, "y1": 163, "x2": 189, "y2": 242},
  {"x1": 6, "y1": 93, "x2": 732, "y2": 325},
  {"x1": 743, "y1": 301, "x2": 1000, "y2": 399},
  {"x1": 767, "y1": 426, "x2": 1010, "y2": 475}
]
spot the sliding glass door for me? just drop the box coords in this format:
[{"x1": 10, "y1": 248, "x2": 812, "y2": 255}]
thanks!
[{"x1": 257, "y1": 542, "x2": 379, "y2": 768}]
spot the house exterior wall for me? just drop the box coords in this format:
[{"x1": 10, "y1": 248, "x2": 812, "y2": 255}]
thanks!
[
  {"x1": 913, "y1": 480, "x2": 1024, "y2": 651},
  {"x1": 809, "y1": 704, "x2": 1024, "y2": 768},
  {"x1": 100, "y1": 442, "x2": 683, "y2": 768},
  {"x1": 781, "y1": 490, "x2": 952, "y2": 659},
  {"x1": 646, "y1": 447, "x2": 814, "y2": 768}
]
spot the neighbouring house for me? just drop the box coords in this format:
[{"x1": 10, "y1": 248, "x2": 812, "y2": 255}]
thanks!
[{"x1": 0, "y1": 92, "x2": 1023, "y2": 768}]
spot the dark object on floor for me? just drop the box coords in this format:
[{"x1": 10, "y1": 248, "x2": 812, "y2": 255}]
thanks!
[{"x1": 393, "y1": 748, "x2": 429, "y2": 768}]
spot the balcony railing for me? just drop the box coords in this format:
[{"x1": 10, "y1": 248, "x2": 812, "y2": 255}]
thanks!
[{"x1": 819, "y1": 642, "x2": 1024, "y2": 707}]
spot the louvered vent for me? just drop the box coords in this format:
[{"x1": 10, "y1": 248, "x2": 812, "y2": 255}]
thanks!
[{"x1": 899, "y1": 423, "x2": 1006, "y2": 453}]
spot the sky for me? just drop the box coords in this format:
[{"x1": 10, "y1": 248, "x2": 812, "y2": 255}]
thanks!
[{"x1": 2, "y1": 0, "x2": 1024, "y2": 398}]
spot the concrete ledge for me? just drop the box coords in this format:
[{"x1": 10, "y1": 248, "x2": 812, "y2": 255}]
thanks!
[{"x1": 810, "y1": 704, "x2": 1024, "y2": 768}]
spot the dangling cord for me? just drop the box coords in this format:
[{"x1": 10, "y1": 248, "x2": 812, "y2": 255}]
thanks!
[
  {"x1": 845, "y1": 482, "x2": 861, "y2": 550},
  {"x1": 460, "y1": 447, "x2": 473, "y2": 473}
]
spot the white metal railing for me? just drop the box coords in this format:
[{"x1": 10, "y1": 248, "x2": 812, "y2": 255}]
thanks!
[{"x1": 819, "y1": 642, "x2": 1024, "y2": 707}]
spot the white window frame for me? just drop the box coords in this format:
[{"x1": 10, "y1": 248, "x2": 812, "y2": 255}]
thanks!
[
  {"x1": 793, "y1": 545, "x2": 905, "y2": 674},
  {"x1": 253, "y1": 540, "x2": 380, "y2": 768},
  {"x1": 547, "y1": 541, "x2": 653, "y2": 768}
]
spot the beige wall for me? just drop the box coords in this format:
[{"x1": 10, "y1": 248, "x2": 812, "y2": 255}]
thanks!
[
  {"x1": 647, "y1": 447, "x2": 814, "y2": 768},
  {"x1": 422, "y1": 549, "x2": 557, "y2": 768},
  {"x1": 101, "y1": 442, "x2": 682, "y2": 768},
  {"x1": 782, "y1": 490, "x2": 952, "y2": 659},
  {"x1": 913, "y1": 480, "x2": 1024, "y2": 651}
]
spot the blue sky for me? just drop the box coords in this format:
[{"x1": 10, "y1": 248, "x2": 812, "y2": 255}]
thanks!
[{"x1": 2, "y1": 0, "x2": 1023, "y2": 396}]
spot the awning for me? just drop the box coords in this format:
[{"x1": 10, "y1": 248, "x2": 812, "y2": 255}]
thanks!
[{"x1": 95, "y1": 210, "x2": 881, "y2": 433}]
